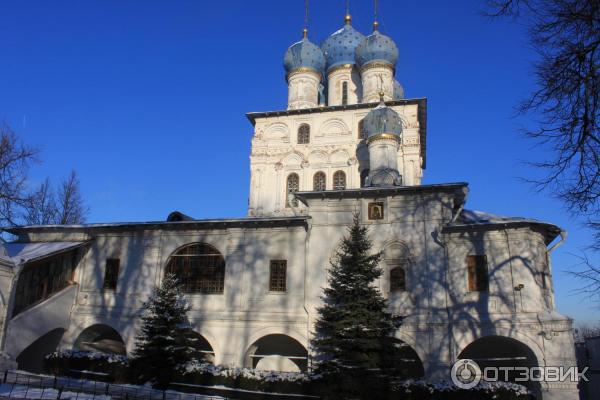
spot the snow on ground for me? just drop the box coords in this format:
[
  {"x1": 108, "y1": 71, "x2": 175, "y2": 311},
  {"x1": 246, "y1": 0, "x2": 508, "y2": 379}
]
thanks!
[{"x1": 0, "y1": 383, "x2": 110, "y2": 399}]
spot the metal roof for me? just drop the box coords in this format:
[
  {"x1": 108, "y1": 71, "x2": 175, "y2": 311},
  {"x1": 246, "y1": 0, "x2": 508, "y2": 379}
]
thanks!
[{"x1": 4, "y1": 216, "x2": 310, "y2": 234}]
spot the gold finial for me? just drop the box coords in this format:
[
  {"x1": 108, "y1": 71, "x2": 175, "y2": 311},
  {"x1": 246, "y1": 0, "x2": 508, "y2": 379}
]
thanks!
[
  {"x1": 379, "y1": 90, "x2": 385, "y2": 102},
  {"x1": 373, "y1": 21, "x2": 379, "y2": 31},
  {"x1": 303, "y1": 28, "x2": 308, "y2": 38},
  {"x1": 345, "y1": 14, "x2": 352, "y2": 24}
]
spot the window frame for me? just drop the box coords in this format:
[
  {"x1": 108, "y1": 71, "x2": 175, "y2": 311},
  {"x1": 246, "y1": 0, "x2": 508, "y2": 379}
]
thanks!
[
  {"x1": 342, "y1": 81, "x2": 348, "y2": 106},
  {"x1": 333, "y1": 170, "x2": 346, "y2": 190},
  {"x1": 389, "y1": 265, "x2": 407, "y2": 293},
  {"x1": 269, "y1": 260, "x2": 287, "y2": 292},
  {"x1": 286, "y1": 173, "x2": 300, "y2": 208},
  {"x1": 165, "y1": 243, "x2": 226, "y2": 294},
  {"x1": 467, "y1": 255, "x2": 489, "y2": 292},
  {"x1": 297, "y1": 124, "x2": 310, "y2": 144},
  {"x1": 313, "y1": 171, "x2": 326, "y2": 191}
]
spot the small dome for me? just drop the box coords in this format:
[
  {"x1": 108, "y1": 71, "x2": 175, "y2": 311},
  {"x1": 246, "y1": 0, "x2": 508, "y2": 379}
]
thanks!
[
  {"x1": 355, "y1": 29, "x2": 399, "y2": 68},
  {"x1": 393, "y1": 80, "x2": 405, "y2": 100},
  {"x1": 321, "y1": 21, "x2": 365, "y2": 71},
  {"x1": 363, "y1": 99, "x2": 403, "y2": 140},
  {"x1": 284, "y1": 36, "x2": 326, "y2": 76}
]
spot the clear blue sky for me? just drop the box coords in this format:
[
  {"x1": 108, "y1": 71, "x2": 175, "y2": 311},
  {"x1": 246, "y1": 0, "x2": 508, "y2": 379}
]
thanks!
[{"x1": 1, "y1": 0, "x2": 598, "y2": 324}]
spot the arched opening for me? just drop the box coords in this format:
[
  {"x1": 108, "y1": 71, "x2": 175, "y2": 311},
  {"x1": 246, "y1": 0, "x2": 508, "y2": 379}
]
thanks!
[
  {"x1": 333, "y1": 170, "x2": 346, "y2": 190},
  {"x1": 297, "y1": 124, "x2": 310, "y2": 144},
  {"x1": 189, "y1": 332, "x2": 216, "y2": 364},
  {"x1": 458, "y1": 336, "x2": 541, "y2": 395},
  {"x1": 358, "y1": 119, "x2": 365, "y2": 139},
  {"x1": 286, "y1": 173, "x2": 300, "y2": 208},
  {"x1": 16, "y1": 328, "x2": 66, "y2": 373},
  {"x1": 390, "y1": 267, "x2": 406, "y2": 292},
  {"x1": 165, "y1": 243, "x2": 225, "y2": 294},
  {"x1": 73, "y1": 324, "x2": 126, "y2": 355},
  {"x1": 396, "y1": 340, "x2": 425, "y2": 378},
  {"x1": 245, "y1": 334, "x2": 308, "y2": 372},
  {"x1": 313, "y1": 171, "x2": 326, "y2": 191},
  {"x1": 342, "y1": 81, "x2": 348, "y2": 106}
]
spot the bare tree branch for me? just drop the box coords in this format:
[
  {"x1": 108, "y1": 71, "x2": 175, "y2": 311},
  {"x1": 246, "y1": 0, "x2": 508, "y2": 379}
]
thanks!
[
  {"x1": 55, "y1": 170, "x2": 88, "y2": 225},
  {"x1": 23, "y1": 178, "x2": 57, "y2": 225},
  {"x1": 0, "y1": 122, "x2": 38, "y2": 226}
]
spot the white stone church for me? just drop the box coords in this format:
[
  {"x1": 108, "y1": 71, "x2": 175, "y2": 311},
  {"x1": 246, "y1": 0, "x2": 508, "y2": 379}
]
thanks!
[{"x1": 0, "y1": 11, "x2": 579, "y2": 400}]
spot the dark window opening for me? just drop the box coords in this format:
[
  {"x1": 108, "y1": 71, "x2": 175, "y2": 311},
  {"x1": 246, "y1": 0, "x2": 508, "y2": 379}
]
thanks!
[
  {"x1": 333, "y1": 170, "x2": 346, "y2": 190},
  {"x1": 390, "y1": 266, "x2": 406, "y2": 292},
  {"x1": 13, "y1": 249, "x2": 81, "y2": 317},
  {"x1": 165, "y1": 243, "x2": 225, "y2": 294},
  {"x1": 297, "y1": 124, "x2": 310, "y2": 144},
  {"x1": 313, "y1": 171, "x2": 326, "y2": 191},
  {"x1": 103, "y1": 259, "x2": 120, "y2": 290},
  {"x1": 269, "y1": 260, "x2": 287, "y2": 292},
  {"x1": 286, "y1": 173, "x2": 300, "y2": 207},
  {"x1": 342, "y1": 82, "x2": 348, "y2": 106},
  {"x1": 467, "y1": 255, "x2": 488, "y2": 292}
]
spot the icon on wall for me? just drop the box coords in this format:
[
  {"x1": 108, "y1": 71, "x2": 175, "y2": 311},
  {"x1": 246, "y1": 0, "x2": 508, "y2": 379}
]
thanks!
[{"x1": 368, "y1": 202, "x2": 384, "y2": 220}]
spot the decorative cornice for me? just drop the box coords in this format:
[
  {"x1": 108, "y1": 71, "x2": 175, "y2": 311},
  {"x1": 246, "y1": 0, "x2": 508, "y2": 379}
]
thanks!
[
  {"x1": 360, "y1": 60, "x2": 395, "y2": 74},
  {"x1": 367, "y1": 132, "x2": 401, "y2": 145},
  {"x1": 286, "y1": 67, "x2": 322, "y2": 82},
  {"x1": 326, "y1": 63, "x2": 354, "y2": 76}
]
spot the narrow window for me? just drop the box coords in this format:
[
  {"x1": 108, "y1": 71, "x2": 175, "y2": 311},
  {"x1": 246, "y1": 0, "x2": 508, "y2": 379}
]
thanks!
[
  {"x1": 342, "y1": 82, "x2": 348, "y2": 106},
  {"x1": 103, "y1": 259, "x2": 120, "y2": 290},
  {"x1": 358, "y1": 119, "x2": 365, "y2": 139},
  {"x1": 286, "y1": 173, "x2": 300, "y2": 207},
  {"x1": 360, "y1": 169, "x2": 370, "y2": 187},
  {"x1": 313, "y1": 171, "x2": 326, "y2": 191},
  {"x1": 333, "y1": 171, "x2": 346, "y2": 190},
  {"x1": 467, "y1": 255, "x2": 488, "y2": 292},
  {"x1": 269, "y1": 260, "x2": 287, "y2": 292},
  {"x1": 297, "y1": 124, "x2": 310, "y2": 144},
  {"x1": 390, "y1": 266, "x2": 406, "y2": 292},
  {"x1": 541, "y1": 272, "x2": 548, "y2": 290}
]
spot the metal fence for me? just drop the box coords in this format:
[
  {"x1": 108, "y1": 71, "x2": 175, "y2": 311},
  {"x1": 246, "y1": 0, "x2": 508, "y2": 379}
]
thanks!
[{"x1": 0, "y1": 370, "x2": 224, "y2": 400}]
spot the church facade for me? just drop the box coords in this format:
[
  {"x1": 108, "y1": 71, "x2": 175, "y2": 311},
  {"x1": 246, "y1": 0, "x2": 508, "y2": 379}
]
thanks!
[{"x1": 0, "y1": 13, "x2": 579, "y2": 400}]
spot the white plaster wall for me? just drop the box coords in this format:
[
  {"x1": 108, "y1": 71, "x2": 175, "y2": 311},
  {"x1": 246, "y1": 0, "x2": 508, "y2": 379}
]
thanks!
[
  {"x1": 361, "y1": 65, "x2": 394, "y2": 103},
  {"x1": 287, "y1": 71, "x2": 321, "y2": 110},
  {"x1": 248, "y1": 103, "x2": 423, "y2": 216},
  {"x1": 326, "y1": 66, "x2": 361, "y2": 106}
]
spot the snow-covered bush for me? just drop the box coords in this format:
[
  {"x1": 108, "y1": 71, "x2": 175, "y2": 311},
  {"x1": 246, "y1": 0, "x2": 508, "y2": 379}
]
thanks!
[{"x1": 44, "y1": 350, "x2": 129, "y2": 382}]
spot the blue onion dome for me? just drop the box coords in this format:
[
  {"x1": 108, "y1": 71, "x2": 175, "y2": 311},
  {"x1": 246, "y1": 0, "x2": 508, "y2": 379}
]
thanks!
[
  {"x1": 321, "y1": 15, "x2": 365, "y2": 72},
  {"x1": 283, "y1": 30, "x2": 326, "y2": 77},
  {"x1": 393, "y1": 79, "x2": 405, "y2": 100},
  {"x1": 363, "y1": 94, "x2": 403, "y2": 141},
  {"x1": 355, "y1": 24, "x2": 399, "y2": 68}
]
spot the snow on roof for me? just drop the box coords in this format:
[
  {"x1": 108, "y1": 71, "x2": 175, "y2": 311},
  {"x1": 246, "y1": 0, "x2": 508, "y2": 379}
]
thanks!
[
  {"x1": 460, "y1": 209, "x2": 532, "y2": 224},
  {"x1": 5, "y1": 241, "x2": 87, "y2": 264}
]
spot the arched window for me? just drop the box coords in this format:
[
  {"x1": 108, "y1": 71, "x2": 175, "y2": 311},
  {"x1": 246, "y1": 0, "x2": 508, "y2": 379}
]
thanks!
[
  {"x1": 342, "y1": 82, "x2": 348, "y2": 106},
  {"x1": 165, "y1": 243, "x2": 225, "y2": 294},
  {"x1": 297, "y1": 124, "x2": 310, "y2": 144},
  {"x1": 358, "y1": 119, "x2": 365, "y2": 139},
  {"x1": 286, "y1": 173, "x2": 300, "y2": 207},
  {"x1": 333, "y1": 170, "x2": 346, "y2": 190},
  {"x1": 360, "y1": 169, "x2": 370, "y2": 187},
  {"x1": 313, "y1": 171, "x2": 326, "y2": 191},
  {"x1": 390, "y1": 267, "x2": 406, "y2": 292}
]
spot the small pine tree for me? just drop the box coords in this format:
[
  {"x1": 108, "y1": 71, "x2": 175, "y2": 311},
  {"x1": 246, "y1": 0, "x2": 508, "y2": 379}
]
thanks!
[
  {"x1": 312, "y1": 215, "x2": 403, "y2": 392},
  {"x1": 131, "y1": 273, "x2": 202, "y2": 389}
]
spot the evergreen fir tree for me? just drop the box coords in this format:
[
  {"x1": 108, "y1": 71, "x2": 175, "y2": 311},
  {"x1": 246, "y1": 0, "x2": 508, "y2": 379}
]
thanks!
[
  {"x1": 131, "y1": 273, "x2": 202, "y2": 389},
  {"x1": 312, "y1": 214, "x2": 403, "y2": 385}
]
